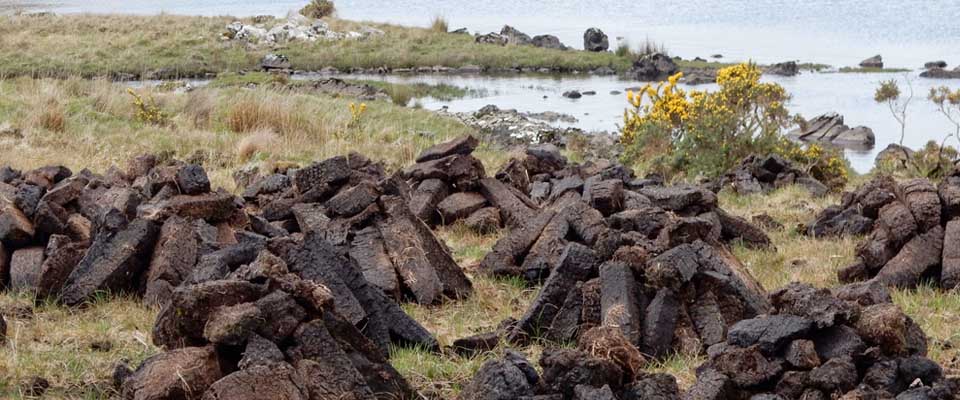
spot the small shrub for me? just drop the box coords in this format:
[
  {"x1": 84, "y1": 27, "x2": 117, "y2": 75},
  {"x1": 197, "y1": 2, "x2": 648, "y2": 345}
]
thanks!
[
  {"x1": 430, "y1": 16, "x2": 449, "y2": 33},
  {"x1": 621, "y1": 63, "x2": 792, "y2": 178},
  {"x1": 236, "y1": 128, "x2": 279, "y2": 161},
  {"x1": 37, "y1": 98, "x2": 65, "y2": 132},
  {"x1": 348, "y1": 102, "x2": 367, "y2": 129},
  {"x1": 300, "y1": 0, "x2": 335, "y2": 18},
  {"x1": 637, "y1": 37, "x2": 668, "y2": 57},
  {"x1": 615, "y1": 42, "x2": 633, "y2": 58},
  {"x1": 126, "y1": 88, "x2": 168, "y2": 126}
]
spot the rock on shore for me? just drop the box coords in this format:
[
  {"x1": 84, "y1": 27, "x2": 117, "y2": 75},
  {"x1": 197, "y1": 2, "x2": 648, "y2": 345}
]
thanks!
[{"x1": 788, "y1": 112, "x2": 876, "y2": 149}]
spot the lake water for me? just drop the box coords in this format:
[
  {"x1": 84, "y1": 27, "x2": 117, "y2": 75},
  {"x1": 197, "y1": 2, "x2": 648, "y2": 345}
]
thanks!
[
  {"x1": 7, "y1": 0, "x2": 960, "y2": 172},
  {"x1": 322, "y1": 71, "x2": 960, "y2": 173}
]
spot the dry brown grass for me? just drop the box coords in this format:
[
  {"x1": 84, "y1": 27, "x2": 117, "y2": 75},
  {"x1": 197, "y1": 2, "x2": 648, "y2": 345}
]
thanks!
[{"x1": 235, "y1": 127, "x2": 280, "y2": 162}]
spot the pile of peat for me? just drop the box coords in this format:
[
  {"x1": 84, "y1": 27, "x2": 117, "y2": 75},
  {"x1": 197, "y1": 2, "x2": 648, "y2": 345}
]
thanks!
[{"x1": 804, "y1": 173, "x2": 960, "y2": 289}]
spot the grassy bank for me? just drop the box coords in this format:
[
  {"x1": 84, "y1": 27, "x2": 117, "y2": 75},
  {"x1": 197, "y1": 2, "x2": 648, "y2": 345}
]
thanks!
[
  {"x1": 0, "y1": 13, "x2": 734, "y2": 79},
  {"x1": 0, "y1": 13, "x2": 616, "y2": 79}
]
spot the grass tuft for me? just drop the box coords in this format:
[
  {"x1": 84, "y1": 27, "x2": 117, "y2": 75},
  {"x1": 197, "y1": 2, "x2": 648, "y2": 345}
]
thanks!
[{"x1": 430, "y1": 16, "x2": 449, "y2": 33}]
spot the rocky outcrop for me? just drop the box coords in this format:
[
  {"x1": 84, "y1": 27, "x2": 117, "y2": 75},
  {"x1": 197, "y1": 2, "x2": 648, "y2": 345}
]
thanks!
[
  {"x1": 627, "y1": 53, "x2": 678, "y2": 81},
  {"x1": 860, "y1": 55, "x2": 884, "y2": 69},
  {"x1": 475, "y1": 26, "x2": 569, "y2": 50},
  {"x1": 225, "y1": 14, "x2": 383, "y2": 44},
  {"x1": 921, "y1": 66, "x2": 960, "y2": 79},
  {"x1": 583, "y1": 28, "x2": 609, "y2": 52},
  {"x1": 685, "y1": 282, "x2": 954, "y2": 399},
  {"x1": 787, "y1": 113, "x2": 876, "y2": 149},
  {"x1": 446, "y1": 105, "x2": 589, "y2": 145},
  {"x1": 765, "y1": 61, "x2": 799, "y2": 77}
]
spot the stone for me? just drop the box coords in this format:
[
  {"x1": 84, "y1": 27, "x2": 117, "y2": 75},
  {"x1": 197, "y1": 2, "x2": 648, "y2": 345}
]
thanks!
[
  {"x1": 479, "y1": 210, "x2": 554, "y2": 277},
  {"x1": 261, "y1": 53, "x2": 292, "y2": 70},
  {"x1": 532, "y1": 34, "x2": 567, "y2": 50},
  {"x1": 767, "y1": 61, "x2": 799, "y2": 76},
  {"x1": 806, "y1": 206, "x2": 874, "y2": 237},
  {"x1": 630, "y1": 53, "x2": 679, "y2": 81},
  {"x1": 520, "y1": 212, "x2": 570, "y2": 282},
  {"x1": 416, "y1": 135, "x2": 479, "y2": 163},
  {"x1": 639, "y1": 185, "x2": 717, "y2": 215},
  {"x1": 833, "y1": 280, "x2": 892, "y2": 306},
  {"x1": 861, "y1": 55, "x2": 884, "y2": 69},
  {"x1": 727, "y1": 314, "x2": 813, "y2": 354},
  {"x1": 583, "y1": 28, "x2": 609, "y2": 52},
  {"x1": 121, "y1": 346, "x2": 223, "y2": 400}
]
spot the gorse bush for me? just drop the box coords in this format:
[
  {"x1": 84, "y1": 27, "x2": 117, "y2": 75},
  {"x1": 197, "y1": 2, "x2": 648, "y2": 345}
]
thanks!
[
  {"x1": 300, "y1": 0, "x2": 335, "y2": 18},
  {"x1": 126, "y1": 88, "x2": 168, "y2": 126},
  {"x1": 621, "y1": 63, "x2": 847, "y2": 187}
]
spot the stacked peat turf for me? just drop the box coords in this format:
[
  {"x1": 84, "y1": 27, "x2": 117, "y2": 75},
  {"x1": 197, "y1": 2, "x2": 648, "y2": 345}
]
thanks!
[
  {"x1": 1, "y1": 152, "x2": 471, "y2": 306},
  {"x1": 459, "y1": 281, "x2": 958, "y2": 400},
  {"x1": 120, "y1": 251, "x2": 420, "y2": 400},
  {"x1": 404, "y1": 135, "x2": 536, "y2": 232},
  {"x1": 240, "y1": 152, "x2": 473, "y2": 304},
  {"x1": 684, "y1": 282, "x2": 958, "y2": 399},
  {"x1": 0, "y1": 155, "x2": 245, "y2": 306},
  {"x1": 804, "y1": 173, "x2": 960, "y2": 289},
  {"x1": 467, "y1": 147, "x2": 775, "y2": 359},
  {"x1": 720, "y1": 154, "x2": 830, "y2": 197}
]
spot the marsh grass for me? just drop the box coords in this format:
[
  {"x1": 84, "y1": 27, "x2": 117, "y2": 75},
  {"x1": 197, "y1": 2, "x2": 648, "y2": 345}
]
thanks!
[
  {"x1": 430, "y1": 16, "x2": 449, "y2": 33},
  {"x1": 0, "y1": 292, "x2": 158, "y2": 398},
  {"x1": 0, "y1": 77, "x2": 492, "y2": 189}
]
